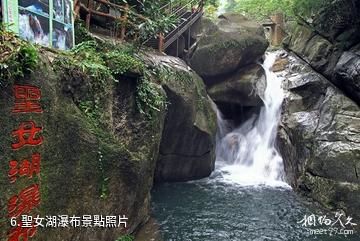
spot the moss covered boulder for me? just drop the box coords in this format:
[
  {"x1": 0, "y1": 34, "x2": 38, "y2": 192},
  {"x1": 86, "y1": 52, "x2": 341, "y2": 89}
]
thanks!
[
  {"x1": 143, "y1": 54, "x2": 217, "y2": 182},
  {"x1": 0, "y1": 46, "x2": 166, "y2": 241},
  {"x1": 0, "y1": 26, "x2": 217, "y2": 240},
  {"x1": 189, "y1": 14, "x2": 268, "y2": 82}
]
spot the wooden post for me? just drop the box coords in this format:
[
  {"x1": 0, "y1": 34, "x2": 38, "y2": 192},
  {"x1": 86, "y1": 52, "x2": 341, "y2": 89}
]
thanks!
[
  {"x1": 158, "y1": 33, "x2": 164, "y2": 52},
  {"x1": 176, "y1": 38, "x2": 179, "y2": 57},
  {"x1": 187, "y1": 27, "x2": 191, "y2": 51},
  {"x1": 86, "y1": 0, "x2": 94, "y2": 30},
  {"x1": 74, "y1": 0, "x2": 80, "y2": 19},
  {"x1": 270, "y1": 12, "x2": 285, "y2": 46},
  {"x1": 199, "y1": 0, "x2": 204, "y2": 11},
  {"x1": 120, "y1": 3, "x2": 129, "y2": 41}
]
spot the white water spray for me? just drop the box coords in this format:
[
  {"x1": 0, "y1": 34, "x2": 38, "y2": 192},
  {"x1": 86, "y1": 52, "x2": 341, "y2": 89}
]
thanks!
[
  {"x1": 215, "y1": 52, "x2": 287, "y2": 187},
  {"x1": 19, "y1": 13, "x2": 49, "y2": 47},
  {"x1": 216, "y1": 0, "x2": 228, "y2": 15}
]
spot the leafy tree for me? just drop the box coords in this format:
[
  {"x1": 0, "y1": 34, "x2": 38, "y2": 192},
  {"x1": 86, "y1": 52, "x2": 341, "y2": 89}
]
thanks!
[
  {"x1": 110, "y1": 0, "x2": 194, "y2": 42},
  {"x1": 217, "y1": 0, "x2": 329, "y2": 20},
  {"x1": 292, "y1": 0, "x2": 328, "y2": 18},
  {"x1": 204, "y1": 0, "x2": 220, "y2": 17},
  {"x1": 225, "y1": 0, "x2": 293, "y2": 20}
]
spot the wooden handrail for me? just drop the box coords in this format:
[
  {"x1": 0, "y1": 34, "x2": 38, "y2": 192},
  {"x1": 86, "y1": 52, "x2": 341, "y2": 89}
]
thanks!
[
  {"x1": 75, "y1": 0, "x2": 148, "y2": 21},
  {"x1": 80, "y1": 3, "x2": 121, "y2": 20},
  {"x1": 74, "y1": 0, "x2": 205, "y2": 49},
  {"x1": 93, "y1": 0, "x2": 147, "y2": 20}
]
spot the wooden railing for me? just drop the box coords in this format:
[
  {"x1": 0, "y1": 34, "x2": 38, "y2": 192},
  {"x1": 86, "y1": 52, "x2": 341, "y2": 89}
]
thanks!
[
  {"x1": 74, "y1": 0, "x2": 204, "y2": 51},
  {"x1": 143, "y1": 0, "x2": 204, "y2": 52},
  {"x1": 74, "y1": 0, "x2": 147, "y2": 40}
]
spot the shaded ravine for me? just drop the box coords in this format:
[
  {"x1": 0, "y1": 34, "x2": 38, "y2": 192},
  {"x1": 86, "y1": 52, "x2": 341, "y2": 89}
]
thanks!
[{"x1": 151, "y1": 52, "x2": 359, "y2": 241}]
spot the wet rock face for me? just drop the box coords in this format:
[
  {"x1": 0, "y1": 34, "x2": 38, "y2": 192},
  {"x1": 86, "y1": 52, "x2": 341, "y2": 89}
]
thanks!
[
  {"x1": 333, "y1": 51, "x2": 360, "y2": 104},
  {"x1": 277, "y1": 53, "x2": 360, "y2": 220},
  {"x1": 207, "y1": 64, "x2": 266, "y2": 107},
  {"x1": 312, "y1": 0, "x2": 360, "y2": 49},
  {"x1": 284, "y1": 0, "x2": 360, "y2": 106},
  {"x1": 206, "y1": 64, "x2": 266, "y2": 126}
]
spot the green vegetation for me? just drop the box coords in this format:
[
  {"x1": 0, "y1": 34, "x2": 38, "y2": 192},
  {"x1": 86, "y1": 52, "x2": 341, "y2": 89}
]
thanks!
[
  {"x1": 136, "y1": 1, "x2": 179, "y2": 42},
  {"x1": 292, "y1": 0, "x2": 328, "y2": 18},
  {"x1": 204, "y1": 0, "x2": 220, "y2": 17},
  {"x1": 106, "y1": 0, "x2": 186, "y2": 42},
  {"x1": 116, "y1": 234, "x2": 134, "y2": 241},
  {"x1": 54, "y1": 41, "x2": 113, "y2": 127},
  {"x1": 0, "y1": 24, "x2": 38, "y2": 88},
  {"x1": 97, "y1": 148, "x2": 110, "y2": 199},
  {"x1": 54, "y1": 38, "x2": 166, "y2": 123},
  {"x1": 104, "y1": 48, "x2": 144, "y2": 76},
  {"x1": 74, "y1": 19, "x2": 94, "y2": 45},
  {"x1": 136, "y1": 71, "x2": 167, "y2": 120},
  {"x1": 209, "y1": 0, "x2": 329, "y2": 20},
  {"x1": 226, "y1": 0, "x2": 294, "y2": 20}
]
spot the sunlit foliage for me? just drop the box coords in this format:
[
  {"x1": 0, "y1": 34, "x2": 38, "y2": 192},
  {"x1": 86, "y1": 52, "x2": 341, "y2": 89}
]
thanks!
[{"x1": 216, "y1": 0, "x2": 329, "y2": 20}]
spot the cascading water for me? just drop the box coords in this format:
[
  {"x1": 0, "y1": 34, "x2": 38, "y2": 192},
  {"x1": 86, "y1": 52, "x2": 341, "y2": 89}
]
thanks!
[
  {"x1": 151, "y1": 52, "x2": 359, "y2": 241},
  {"x1": 216, "y1": 0, "x2": 229, "y2": 15},
  {"x1": 19, "y1": 13, "x2": 49, "y2": 47},
  {"x1": 215, "y1": 52, "x2": 287, "y2": 186}
]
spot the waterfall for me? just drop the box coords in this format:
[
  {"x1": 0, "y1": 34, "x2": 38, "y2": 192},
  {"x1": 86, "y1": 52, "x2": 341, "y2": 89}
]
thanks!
[
  {"x1": 215, "y1": 52, "x2": 287, "y2": 186},
  {"x1": 19, "y1": 13, "x2": 49, "y2": 47},
  {"x1": 216, "y1": 0, "x2": 228, "y2": 15}
]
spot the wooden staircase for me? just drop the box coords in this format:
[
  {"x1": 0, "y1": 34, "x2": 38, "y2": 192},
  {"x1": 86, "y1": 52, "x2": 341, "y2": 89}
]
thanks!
[{"x1": 74, "y1": 0, "x2": 204, "y2": 52}]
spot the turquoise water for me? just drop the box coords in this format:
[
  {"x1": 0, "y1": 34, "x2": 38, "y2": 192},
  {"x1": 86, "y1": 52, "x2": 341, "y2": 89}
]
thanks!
[
  {"x1": 152, "y1": 170, "x2": 359, "y2": 241},
  {"x1": 151, "y1": 52, "x2": 359, "y2": 241}
]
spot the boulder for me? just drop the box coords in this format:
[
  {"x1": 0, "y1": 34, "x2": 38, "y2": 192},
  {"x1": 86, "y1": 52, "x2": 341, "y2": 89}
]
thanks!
[
  {"x1": 277, "y1": 53, "x2": 360, "y2": 220},
  {"x1": 217, "y1": 12, "x2": 266, "y2": 37},
  {"x1": 145, "y1": 54, "x2": 217, "y2": 182},
  {"x1": 0, "y1": 52, "x2": 166, "y2": 240},
  {"x1": 199, "y1": 17, "x2": 219, "y2": 36},
  {"x1": 207, "y1": 64, "x2": 265, "y2": 107},
  {"x1": 285, "y1": 24, "x2": 314, "y2": 55},
  {"x1": 189, "y1": 14, "x2": 268, "y2": 80},
  {"x1": 0, "y1": 48, "x2": 217, "y2": 240}
]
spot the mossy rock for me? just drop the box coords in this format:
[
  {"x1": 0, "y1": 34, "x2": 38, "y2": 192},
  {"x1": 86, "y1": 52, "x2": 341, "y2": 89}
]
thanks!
[
  {"x1": 0, "y1": 50, "x2": 165, "y2": 241},
  {"x1": 143, "y1": 54, "x2": 217, "y2": 182},
  {"x1": 190, "y1": 32, "x2": 268, "y2": 80},
  {"x1": 189, "y1": 14, "x2": 268, "y2": 80}
]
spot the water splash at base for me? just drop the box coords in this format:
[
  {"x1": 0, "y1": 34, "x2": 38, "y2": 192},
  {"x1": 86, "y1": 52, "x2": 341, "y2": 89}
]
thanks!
[{"x1": 215, "y1": 52, "x2": 288, "y2": 187}]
